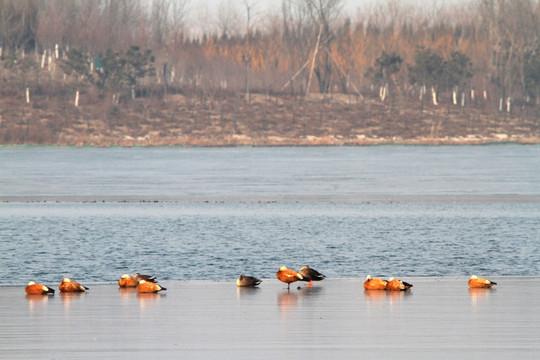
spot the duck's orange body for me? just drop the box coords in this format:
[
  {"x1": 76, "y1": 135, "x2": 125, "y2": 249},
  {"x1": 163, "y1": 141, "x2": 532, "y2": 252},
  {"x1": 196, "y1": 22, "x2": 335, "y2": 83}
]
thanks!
[
  {"x1": 363, "y1": 275, "x2": 388, "y2": 290},
  {"x1": 118, "y1": 274, "x2": 139, "y2": 287},
  {"x1": 468, "y1": 275, "x2": 497, "y2": 288},
  {"x1": 386, "y1": 278, "x2": 413, "y2": 291},
  {"x1": 59, "y1": 278, "x2": 88, "y2": 292},
  {"x1": 136, "y1": 280, "x2": 166, "y2": 293},
  {"x1": 25, "y1": 281, "x2": 55, "y2": 295},
  {"x1": 276, "y1": 267, "x2": 303, "y2": 289}
]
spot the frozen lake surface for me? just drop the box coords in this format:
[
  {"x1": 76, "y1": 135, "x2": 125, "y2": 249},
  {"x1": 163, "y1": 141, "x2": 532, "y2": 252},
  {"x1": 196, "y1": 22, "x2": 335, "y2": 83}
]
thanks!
[{"x1": 1, "y1": 277, "x2": 539, "y2": 359}]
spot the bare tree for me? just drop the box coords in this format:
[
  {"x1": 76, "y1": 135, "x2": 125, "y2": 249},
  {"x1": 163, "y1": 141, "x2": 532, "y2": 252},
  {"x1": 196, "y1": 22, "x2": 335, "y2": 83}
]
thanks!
[{"x1": 306, "y1": 0, "x2": 343, "y2": 94}]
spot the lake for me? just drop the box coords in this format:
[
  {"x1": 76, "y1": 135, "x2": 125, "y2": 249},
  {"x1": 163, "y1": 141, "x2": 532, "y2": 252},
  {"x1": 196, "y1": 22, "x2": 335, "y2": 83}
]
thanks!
[
  {"x1": 1, "y1": 145, "x2": 538, "y2": 283},
  {"x1": 1, "y1": 145, "x2": 539, "y2": 359}
]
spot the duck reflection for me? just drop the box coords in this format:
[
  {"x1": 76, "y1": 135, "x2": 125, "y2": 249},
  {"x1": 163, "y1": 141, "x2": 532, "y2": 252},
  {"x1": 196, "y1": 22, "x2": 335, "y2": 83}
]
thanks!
[
  {"x1": 278, "y1": 291, "x2": 298, "y2": 313},
  {"x1": 469, "y1": 287, "x2": 493, "y2": 306},
  {"x1": 387, "y1": 290, "x2": 411, "y2": 300},
  {"x1": 26, "y1": 294, "x2": 50, "y2": 312},
  {"x1": 59, "y1": 292, "x2": 84, "y2": 308},
  {"x1": 236, "y1": 286, "x2": 260, "y2": 300},
  {"x1": 137, "y1": 292, "x2": 163, "y2": 308},
  {"x1": 364, "y1": 289, "x2": 387, "y2": 303},
  {"x1": 118, "y1": 286, "x2": 137, "y2": 300}
]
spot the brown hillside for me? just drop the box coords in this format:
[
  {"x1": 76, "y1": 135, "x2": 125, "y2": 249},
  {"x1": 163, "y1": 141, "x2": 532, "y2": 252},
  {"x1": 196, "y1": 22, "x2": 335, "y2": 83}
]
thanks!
[{"x1": 1, "y1": 91, "x2": 539, "y2": 146}]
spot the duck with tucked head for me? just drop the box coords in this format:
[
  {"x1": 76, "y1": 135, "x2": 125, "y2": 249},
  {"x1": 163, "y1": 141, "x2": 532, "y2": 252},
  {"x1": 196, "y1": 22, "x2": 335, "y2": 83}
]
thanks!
[
  {"x1": 25, "y1": 281, "x2": 55, "y2": 295},
  {"x1": 276, "y1": 266, "x2": 303, "y2": 290},
  {"x1": 236, "y1": 274, "x2": 262, "y2": 287},
  {"x1": 299, "y1": 265, "x2": 326, "y2": 287},
  {"x1": 134, "y1": 273, "x2": 158, "y2": 283},
  {"x1": 468, "y1": 275, "x2": 497, "y2": 288},
  {"x1": 363, "y1": 275, "x2": 388, "y2": 290},
  {"x1": 385, "y1": 277, "x2": 413, "y2": 291},
  {"x1": 59, "y1": 278, "x2": 89, "y2": 292},
  {"x1": 118, "y1": 274, "x2": 139, "y2": 287},
  {"x1": 136, "y1": 280, "x2": 166, "y2": 293}
]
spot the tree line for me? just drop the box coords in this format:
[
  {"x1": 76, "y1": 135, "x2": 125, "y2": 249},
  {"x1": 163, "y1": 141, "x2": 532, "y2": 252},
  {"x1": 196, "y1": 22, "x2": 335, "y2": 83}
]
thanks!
[{"x1": 1, "y1": 0, "x2": 539, "y2": 112}]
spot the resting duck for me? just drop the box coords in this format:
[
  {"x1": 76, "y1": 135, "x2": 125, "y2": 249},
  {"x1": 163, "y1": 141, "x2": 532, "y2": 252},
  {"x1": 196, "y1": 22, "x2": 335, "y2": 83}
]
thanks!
[
  {"x1": 299, "y1": 265, "x2": 326, "y2": 287},
  {"x1": 118, "y1": 274, "x2": 139, "y2": 287},
  {"x1": 468, "y1": 275, "x2": 497, "y2": 288},
  {"x1": 25, "y1": 281, "x2": 55, "y2": 295},
  {"x1": 385, "y1": 277, "x2": 413, "y2": 291},
  {"x1": 59, "y1": 278, "x2": 89, "y2": 292},
  {"x1": 276, "y1": 266, "x2": 303, "y2": 289},
  {"x1": 236, "y1": 274, "x2": 262, "y2": 287},
  {"x1": 134, "y1": 273, "x2": 158, "y2": 283},
  {"x1": 363, "y1": 275, "x2": 388, "y2": 290},
  {"x1": 136, "y1": 280, "x2": 166, "y2": 293}
]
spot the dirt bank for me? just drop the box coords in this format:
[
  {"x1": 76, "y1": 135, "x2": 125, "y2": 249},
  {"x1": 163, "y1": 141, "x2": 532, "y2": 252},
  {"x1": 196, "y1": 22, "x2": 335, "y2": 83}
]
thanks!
[{"x1": 1, "y1": 91, "x2": 539, "y2": 146}]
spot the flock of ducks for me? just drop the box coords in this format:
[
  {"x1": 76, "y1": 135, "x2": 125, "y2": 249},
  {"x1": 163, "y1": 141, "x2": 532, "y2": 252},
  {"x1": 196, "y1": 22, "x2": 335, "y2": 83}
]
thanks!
[{"x1": 24, "y1": 268, "x2": 497, "y2": 295}]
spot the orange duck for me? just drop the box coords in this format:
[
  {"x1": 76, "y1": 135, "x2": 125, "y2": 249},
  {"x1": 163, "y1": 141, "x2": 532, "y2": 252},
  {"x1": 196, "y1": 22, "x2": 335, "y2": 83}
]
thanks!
[
  {"x1": 136, "y1": 280, "x2": 166, "y2": 293},
  {"x1": 59, "y1": 278, "x2": 89, "y2": 292},
  {"x1": 385, "y1": 277, "x2": 413, "y2": 291},
  {"x1": 276, "y1": 266, "x2": 303, "y2": 289},
  {"x1": 25, "y1": 281, "x2": 55, "y2": 295},
  {"x1": 468, "y1": 275, "x2": 497, "y2": 288},
  {"x1": 118, "y1": 274, "x2": 139, "y2": 287},
  {"x1": 363, "y1": 275, "x2": 388, "y2": 290}
]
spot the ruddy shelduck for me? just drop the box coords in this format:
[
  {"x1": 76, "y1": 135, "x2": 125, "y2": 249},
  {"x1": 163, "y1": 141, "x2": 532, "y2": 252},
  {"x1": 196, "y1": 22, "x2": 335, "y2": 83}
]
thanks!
[
  {"x1": 385, "y1": 277, "x2": 413, "y2": 291},
  {"x1": 118, "y1": 274, "x2": 139, "y2": 287},
  {"x1": 59, "y1": 278, "x2": 89, "y2": 292},
  {"x1": 134, "y1": 273, "x2": 158, "y2": 283},
  {"x1": 136, "y1": 280, "x2": 166, "y2": 293},
  {"x1": 276, "y1": 266, "x2": 303, "y2": 289},
  {"x1": 468, "y1": 275, "x2": 497, "y2": 288},
  {"x1": 236, "y1": 274, "x2": 262, "y2": 287},
  {"x1": 299, "y1": 265, "x2": 326, "y2": 287},
  {"x1": 25, "y1": 281, "x2": 55, "y2": 295},
  {"x1": 363, "y1": 275, "x2": 388, "y2": 290}
]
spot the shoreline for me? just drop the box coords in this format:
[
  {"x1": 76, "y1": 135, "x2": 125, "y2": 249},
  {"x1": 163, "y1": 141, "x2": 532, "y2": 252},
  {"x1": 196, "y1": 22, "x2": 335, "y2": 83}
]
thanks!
[
  {"x1": 1, "y1": 139, "x2": 540, "y2": 147},
  {"x1": 2, "y1": 194, "x2": 540, "y2": 204}
]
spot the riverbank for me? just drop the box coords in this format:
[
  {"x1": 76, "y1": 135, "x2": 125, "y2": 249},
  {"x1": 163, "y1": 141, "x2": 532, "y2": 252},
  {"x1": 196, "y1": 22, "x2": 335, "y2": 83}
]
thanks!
[
  {"x1": 1, "y1": 92, "x2": 539, "y2": 146},
  {"x1": 1, "y1": 278, "x2": 539, "y2": 359}
]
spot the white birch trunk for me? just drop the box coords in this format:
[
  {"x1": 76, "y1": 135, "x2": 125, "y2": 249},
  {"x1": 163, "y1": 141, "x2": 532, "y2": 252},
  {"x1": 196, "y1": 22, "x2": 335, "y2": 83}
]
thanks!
[
  {"x1": 461, "y1": 92, "x2": 465, "y2": 107},
  {"x1": 431, "y1": 87, "x2": 438, "y2": 106},
  {"x1": 379, "y1": 85, "x2": 387, "y2": 102},
  {"x1": 48, "y1": 55, "x2": 53, "y2": 72},
  {"x1": 75, "y1": 90, "x2": 79, "y2": 107},
  {"x1": 41, "y1": 50, "x2": 46, "y2": 69},
  {"x1": 484, "y1": 90, "x2": 488, "y2": 100},
  {"x1": 55, "y1": 44, "x2": 59, "y2": 59},
  {"x1": 26, "y1": 88, "x2": 30, "y2": 103},
  {"x1": 506, "y1": 97, "x2": 511, "y2": 113},
  {"x1": 499, "y1": 97, "x2": 503, "y2": 112},
  {"x1": 420, "y1": 85, "x2": 426, "y2": 100},
  {"x1": 471, "y1": 89, "x2": 475, "y2": 102},
  {"x1": 0, "y1": 47, "x2": 2, "y2": 57},
  {"x1": 452, "y1": 88, "x2": 458, "y2": 105}
]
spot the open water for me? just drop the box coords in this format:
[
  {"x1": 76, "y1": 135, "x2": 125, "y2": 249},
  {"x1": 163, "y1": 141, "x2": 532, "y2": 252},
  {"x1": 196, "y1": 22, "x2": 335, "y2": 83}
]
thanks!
[{"x1": 1, "y1": 145, "x2": 539, "y2": 284}]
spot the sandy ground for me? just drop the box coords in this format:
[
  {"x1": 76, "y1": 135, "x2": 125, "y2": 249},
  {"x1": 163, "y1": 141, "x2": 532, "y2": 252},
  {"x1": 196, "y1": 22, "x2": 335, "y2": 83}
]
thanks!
[{"x1": 1, "y1": 277, "x2": 539, "y2": 359}]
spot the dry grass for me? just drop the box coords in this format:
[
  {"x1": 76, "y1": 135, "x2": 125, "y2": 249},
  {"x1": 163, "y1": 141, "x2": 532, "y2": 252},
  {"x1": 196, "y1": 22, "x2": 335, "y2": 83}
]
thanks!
[{"x1": 0, "y1": 91, "x2": 539, "y2": 146}]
